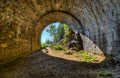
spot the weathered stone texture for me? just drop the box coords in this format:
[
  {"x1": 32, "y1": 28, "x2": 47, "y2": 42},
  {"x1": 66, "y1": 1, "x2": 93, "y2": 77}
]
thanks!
[{"x1": 0, "y1": 0, "x2": 120, "y2": 65}]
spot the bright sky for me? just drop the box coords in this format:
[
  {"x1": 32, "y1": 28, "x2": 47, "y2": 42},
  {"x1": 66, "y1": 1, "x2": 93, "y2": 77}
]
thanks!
[{"x1": 41, "y1": 22, "x2": 60, "y2": 43}]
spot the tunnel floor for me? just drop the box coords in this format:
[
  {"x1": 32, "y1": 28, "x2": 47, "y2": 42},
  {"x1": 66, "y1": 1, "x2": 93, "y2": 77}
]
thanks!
[{"x1": 0, "y1": 50, "x2": 120, "y2": 78}]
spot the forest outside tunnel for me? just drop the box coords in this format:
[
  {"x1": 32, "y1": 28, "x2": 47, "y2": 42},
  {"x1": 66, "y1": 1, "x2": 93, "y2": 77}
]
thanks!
[
  {"x1": 34, "y1": 11, "x2": 84, "y2": 49},
  {"x1": 34, "y1": 11, "x2": 106, "y2": 60}
]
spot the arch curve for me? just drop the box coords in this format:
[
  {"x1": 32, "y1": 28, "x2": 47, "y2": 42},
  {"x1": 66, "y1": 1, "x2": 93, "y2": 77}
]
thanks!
[{"x1": 32, "y1": 11, "x2": 84, "y2": 50}]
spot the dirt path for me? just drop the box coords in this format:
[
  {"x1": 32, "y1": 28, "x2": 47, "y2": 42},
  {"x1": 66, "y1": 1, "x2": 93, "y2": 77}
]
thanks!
[
  {"x1": 42, "y1": 47, "x2": 81, "y2": 62},
  {"x1": 43, "y1": 47, "x2": 105, "y2": 63},
  {"x1": 0, "y1": 50, "x2": 119, "y2": 78}
]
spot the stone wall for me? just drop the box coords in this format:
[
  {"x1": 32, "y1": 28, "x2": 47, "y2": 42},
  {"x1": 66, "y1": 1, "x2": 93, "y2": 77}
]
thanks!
[{"x1": 0, "y1": 0, "x2": 120, "y2": 65}]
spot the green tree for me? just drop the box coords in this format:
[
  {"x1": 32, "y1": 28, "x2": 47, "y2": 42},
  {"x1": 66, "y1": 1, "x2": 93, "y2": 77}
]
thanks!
[
  {"x1": 46, "y1": 23, "x2": 70, "y2": 43},
  {"x1": 46, "y1": 24, "x2": 58, "y2": 42},
  {"x1": 57, "y1": 23, "x2": 65, "y2": 40},
  {"x1": 46, "y1": 24, "x2": 57, "y2": 36}
]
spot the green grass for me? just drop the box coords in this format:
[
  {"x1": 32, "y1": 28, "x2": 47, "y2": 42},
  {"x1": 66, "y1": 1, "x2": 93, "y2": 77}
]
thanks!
[
  {"x1": 79, "y1": 50, "x2": 85, "y2": 53},
  {"x1": 81, "y1": 53, "x2": 96, "y2": 62},
  {"x1": 75, "y1": 50, "x2": 97, "y2": 62},
  {"x1": 41, "y1": 43, "x2": 47, "y2": 49},
  {"x1": 53, "y1": 45, "x2": 64, "y2": 50},
  {"x1": 98, "y1": 71, "x2": 112, "y2": 76}
]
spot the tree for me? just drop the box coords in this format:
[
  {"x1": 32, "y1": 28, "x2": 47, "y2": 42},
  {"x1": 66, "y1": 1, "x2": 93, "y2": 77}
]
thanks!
[
  {"x1": 46, "y1": 23, "x2": 70, "y2": 43},
  {"x1": 46, "y1": 39, "x2": 51, "y2": 44},
  {"x1": 57, "y1": 23, "x2": 65, "y2": 40},
  {"x1": 46, "y1": 24, "x2": 57, "y2": 36}
]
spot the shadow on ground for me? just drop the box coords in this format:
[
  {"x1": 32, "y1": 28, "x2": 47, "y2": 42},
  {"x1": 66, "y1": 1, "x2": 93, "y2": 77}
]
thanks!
[{"x1": 0, "y1": 50, "x2": 117, "y2": 78}]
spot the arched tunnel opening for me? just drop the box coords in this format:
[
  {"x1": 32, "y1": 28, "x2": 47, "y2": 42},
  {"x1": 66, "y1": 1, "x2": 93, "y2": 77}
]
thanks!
[
  {"x1": 39, "y1": 21, "x2": 105, "y2": 63},
  {"x1": 40, "y1": 22, "x2": 84, "y2": 50}
]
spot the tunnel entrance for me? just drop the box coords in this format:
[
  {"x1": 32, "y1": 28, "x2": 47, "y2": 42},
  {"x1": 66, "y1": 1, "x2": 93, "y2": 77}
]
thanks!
[
  {"x1": 33, "y1": 11, "x2": 106, "y2": 63},
  {"x1": 40, "y1": 22, "x2": 84, "y2": 51},
  {"x1": 40, "y1": 22, "x2": 105, "y2": 63}
]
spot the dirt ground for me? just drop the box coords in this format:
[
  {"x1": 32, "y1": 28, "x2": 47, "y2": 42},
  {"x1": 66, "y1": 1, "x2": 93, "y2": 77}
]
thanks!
[
  {"x1": 43, "y1": 47, "x2": 105, "y2": 63},
  {"x1": 0, "y1": 48, "x2": 120, "y2": 78}
]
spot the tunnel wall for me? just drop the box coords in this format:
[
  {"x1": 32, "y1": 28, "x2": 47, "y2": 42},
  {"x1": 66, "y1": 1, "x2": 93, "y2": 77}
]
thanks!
[{"x1": 0, "y1": 0, "x2": 120, "y2": 65}]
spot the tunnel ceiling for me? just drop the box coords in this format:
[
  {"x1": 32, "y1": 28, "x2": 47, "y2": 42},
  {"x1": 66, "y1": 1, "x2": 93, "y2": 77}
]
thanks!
[{"x1": 0, "y1": 0, "x2": 120, "y2": 65}]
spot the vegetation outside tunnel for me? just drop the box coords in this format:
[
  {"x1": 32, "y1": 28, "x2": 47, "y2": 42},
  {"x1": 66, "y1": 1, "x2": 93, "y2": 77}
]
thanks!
[
  {"x1": 41, "y1": 22, "x2": 84, "y2": 51},
  {"x1": 40, "y1": 22, "x2": 105, "y2": 63}
]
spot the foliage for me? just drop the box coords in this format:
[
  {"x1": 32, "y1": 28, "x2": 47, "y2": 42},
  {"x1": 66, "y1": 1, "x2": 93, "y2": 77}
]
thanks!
[
  {"x1": 75, "y1": 50, "x2": 97, "y2": 62},
  {"x1": 55, "y1": 23, "x2": 70, "y2": 42},
  {"x1": 46, "y1": 23, "x2": 70, "y2": 43},
  {"x1": 98, "y1": 71, "x2": 112, "y2": 76},
  {"x1": 46, "y1": 39, "x2": 52, "y2": 44},
  {"x1": 63, "y1": 24, "x2": 71, "y2": 44},
  {"x1": 46, "y1": 24, "x2": 57, "y2": 36},
  {"x1": 41, "y1": 43, "x2": 47, "y2": 49},
  {"x1": 46, "y1": 24, "x2": 59, "y2": 42},
  {"x1": 58, "y1": 23, "x2": 65, "y2": 39},
  {"x1": 81, "y1": 53, "x2": 97, "y2": 62},
  {"x1": 63, "y1": 37, "x2": 68, "y2": 44},
  {"x1": 54, "y1": 33, "x2": 60, "y2": 42},
  {"x1": 63, "y1": 24, "x2": 71, "y2": 36},
  {"x1": 53, "y1": 45, "x2": 64, "y2": 50}
]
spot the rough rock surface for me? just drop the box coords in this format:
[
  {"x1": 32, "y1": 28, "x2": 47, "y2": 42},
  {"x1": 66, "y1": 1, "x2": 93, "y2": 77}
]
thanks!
[{"x1": 0, "y1": 0, "x2": 120, "y2": 65}]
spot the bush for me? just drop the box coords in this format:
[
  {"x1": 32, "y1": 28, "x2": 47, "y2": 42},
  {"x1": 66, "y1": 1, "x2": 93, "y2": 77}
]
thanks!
[
  {"x1": 63, "y1": 37, "x2": 68, "y2": 44},
  {"x1": 53, "y1": 45, "x2": 64, "y2": 50},
  {"x1": 81, "y1": 53, "x2": 96, "y2": 62},
  {"x1": 41, "y1": 43, "x2": 47, "y2": 49}
]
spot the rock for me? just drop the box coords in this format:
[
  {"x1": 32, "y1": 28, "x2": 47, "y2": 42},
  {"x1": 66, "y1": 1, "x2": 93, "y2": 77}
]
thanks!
[
  {"x1": 42, "y1": 49, "x2": 48, "y2": 53},
  {"x1": 64, "y1": 52, "x2": 73, "y2": 55}
]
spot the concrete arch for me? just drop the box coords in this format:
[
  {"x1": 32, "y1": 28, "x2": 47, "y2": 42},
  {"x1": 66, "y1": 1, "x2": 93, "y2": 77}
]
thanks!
[{"x1": 32, "y1": 11, "x2": 84, "y2": 51}]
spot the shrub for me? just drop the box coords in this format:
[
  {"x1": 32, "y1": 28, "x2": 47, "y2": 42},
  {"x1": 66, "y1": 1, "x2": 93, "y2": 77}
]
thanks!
[
  {"x1": 53, "y1": 45, "x2": 64, "y2": 50},
  {"x1": 81, "y1": 53, "x2": 96, "y2": 62},
  {"x1": 41, "y1": 43, "x2": 47, "y2": 49},
  {"x1": 63, "y1": 37, "x2": 68, "y2": 44}
]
